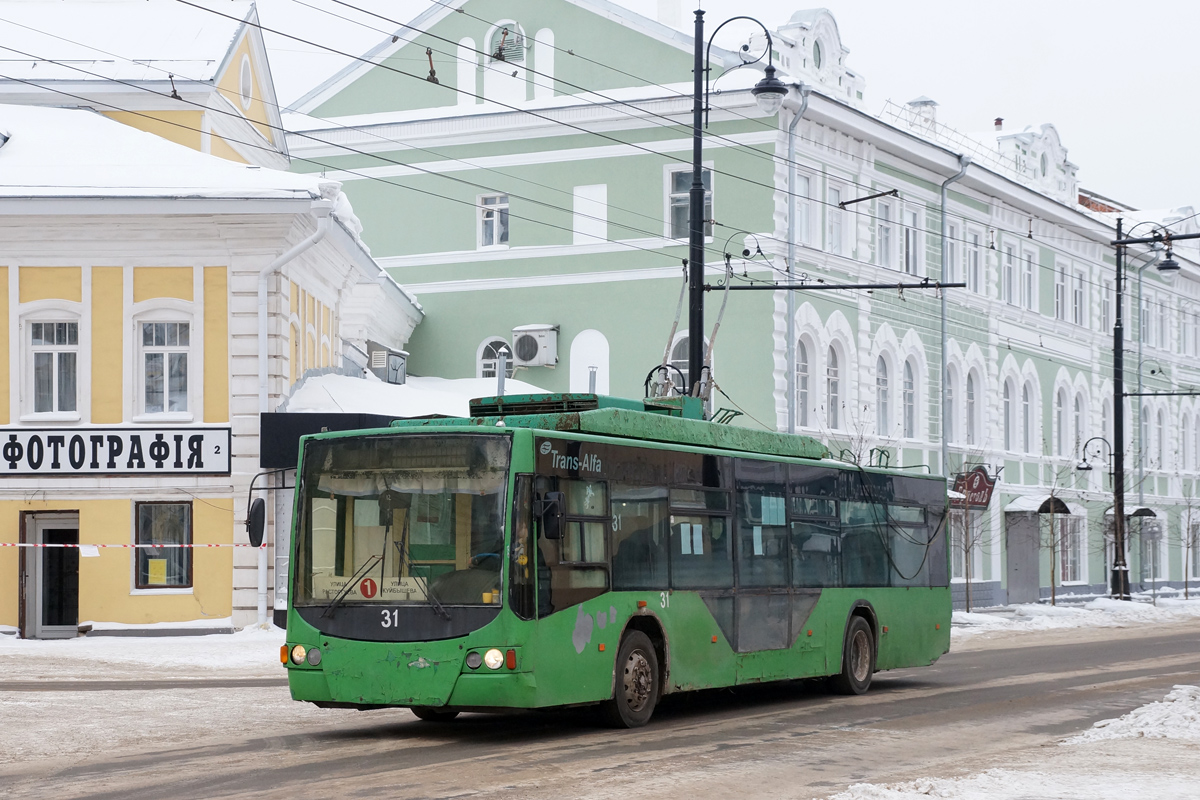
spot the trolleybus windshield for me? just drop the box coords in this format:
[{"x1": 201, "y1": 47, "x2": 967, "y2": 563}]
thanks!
[{"x1": 294, "y1": 434, "x2": 511, "y2": 611}]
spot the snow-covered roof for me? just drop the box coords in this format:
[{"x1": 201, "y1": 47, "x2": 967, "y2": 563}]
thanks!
[
  {"x1": 0, "y1": 103, "x2": 330, "y2": 199},
  {"x1": 0, "y1": 0, "x2": 251, "y2": 82},
  {"x1": 279, "y1": 373, "x2": 549, "y2": 417}
]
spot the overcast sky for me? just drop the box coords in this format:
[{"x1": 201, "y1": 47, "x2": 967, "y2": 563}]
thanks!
[{"x1": 257, "y1": 0, "x2": 1199, "y2": 211}]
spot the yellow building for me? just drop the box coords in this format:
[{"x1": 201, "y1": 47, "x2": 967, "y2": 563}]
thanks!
[
  {"x1": 0, "y1": 104, "x2": 421, "y2": 638},
  {"x1": 0, "y1": 0, "x2": 288, "y2": 168}
]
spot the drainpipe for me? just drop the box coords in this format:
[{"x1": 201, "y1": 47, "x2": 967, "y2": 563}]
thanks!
[
  {"x1": 940, "y1": 154, "x2": 970, "y2": 486},
  {"x1": 785, "y1": 83, "x2": 811, "y2": 434},
  {"x1": 255, "y1": 196, "x2": 334, "y2": 626}
]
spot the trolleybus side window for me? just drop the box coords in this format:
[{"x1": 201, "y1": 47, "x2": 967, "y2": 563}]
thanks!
[
  {"x1": 535, "y1": 476, "x2": 609, "y2": 615},
  {"x1": 790, "y1": 495, "x2": 840, "y2": 588},
  {"x1": 668, "y1": 487, "x2": 733, "y2": 589},
  {"x1": 610, "y1": 483, "x2": 669, "y2": 590},
  {"x1": 509, "y1": 475, "x2": 536, "y2": 620}
]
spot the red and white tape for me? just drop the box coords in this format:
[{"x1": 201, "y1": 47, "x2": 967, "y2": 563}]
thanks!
[{"x1": 0, "y1": 542, "x2": 266, "y2": 548}]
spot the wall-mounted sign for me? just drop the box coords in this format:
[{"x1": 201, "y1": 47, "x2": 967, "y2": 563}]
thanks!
[
  {"x1": 0, "y1": 427, "x2": 231, "y2": 475},
  {"x1": 953, "y1": 466, "x2": 997, "y2": 509}
]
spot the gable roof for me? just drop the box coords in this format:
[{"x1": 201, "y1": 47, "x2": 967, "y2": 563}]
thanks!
[{"x1": 289, "y1": 0, "x2": 717, "y2": 116}]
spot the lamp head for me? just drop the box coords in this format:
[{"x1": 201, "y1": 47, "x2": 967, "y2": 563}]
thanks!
[
  {"x1": 751, "y1": 65, "x2": 788, "y2": 116},
  {"x1": 1158, "y1": 249, "x2": 1180, "y2": 282},
  {"x1": 1075, "y1": 459, "x2": 1093, "y2": 472}
]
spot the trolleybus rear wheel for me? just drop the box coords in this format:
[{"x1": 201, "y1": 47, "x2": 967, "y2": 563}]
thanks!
[
  {"x1": 831, "y1": 616, "x2": 874, "y2": 695},
  {"x1": 602, "y1": 631, "x2": 659, "y2": 728},
  {"x1": 410, "y1": 706, "x2": 460, "y2": 722}
]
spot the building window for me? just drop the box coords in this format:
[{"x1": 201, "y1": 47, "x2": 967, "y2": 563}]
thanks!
[
  {"x1": 140, "y1": 321, "x2": 189, "y2": 414},
  {"x1": 1139, "y1": 520, "x2": 1164, "y2": 582},
  {"x1": 1057, "y1": 517, "x2": 1083, "y2": 584},
  {"x1": 1184, "y1": 416, "x2": 1191, "y2": 471},
  {"x1": 796, "y1": 340, "x2": 809, "y2": 427},
  {"x1": 489, "y1": 25, "x2": 525, "y2": 62},
  {"x1": 945, "y1": 369, "x2": 956, "y2": 443},
  {"x1": 946, "y1": 223, "x2": 959, "y2": 282},
  {"x1": 827, "y1": 347, "x2": 840, "y2": 429},
  {"x1": 1073, "y1": 394, "x2": 1084, "y2": 456},
  {"x1": 966, "y1": 372, "x2": 977, "y2": 445},
  {"x1": 1141, "y1": 295, "x2": 1153, "y2": 347},
  {"x1": 669, "y1": 168, "x2": 712, "y2": 239},
  {"x1": 827, "y1": 186, "x2": 844, "y2": 255},
  {"x1": 1003, "y1": 381, "x2": 1013, "y2": 451},
  {"x1": 1022, "y1": 383, "x2": 1032, "y2": 453},
  {"x1": 1102, "y1": 280, "x2": 1113, "y2": 332},
  {"x1": 478, "y1": 338, "x2": 514, "y2": 379},
  {"x1": 1003, "y1": 246, "x2": 1016, "y2": 305},
  {"x1": 876, "y1": 356, "x2": 889, "y2": 434},
  {"x1": 1073, "y1": 271, "x2": 1085, "y2": 326},
  {"x1": 135, "y1": 502, "x2": 192, "y2": 589},
  {"x1": 479, "y1": 194, "x2": 509, "y2": 247},
  {"x1": 1054, "y1": 267, "x2": 1066, "y2": 321},
  {"x1": 966, "y1": 231, "x2": 981, "y2": 292},
  {"x1": 1157, "y1": 409, "x2": 1165, "y2": 468},
  {"x1": 30, "y1": 321, "x2": 78, "y2": 414},
  {"x1": 902, "y1": 360, "x2": 915, "y2": 438},
  {"x1": 1054, "y1": 389, "x2": 1066, "y2": 456},
  {"x1": 876, "y1": 201, "x2": 894, "y2": 268},
  {"x1": 1021, "y1": 251, "x2": 1035, "y2": 311},
  {"x1": 1159, "y1": 299, "x2": 1169, "y2": 350},
  {"x1": 795, "y1": 172, "x2": 813, "y2": 245},
  {"x1": 903, "y1": 209, "x2": 921, "y2": 275}
]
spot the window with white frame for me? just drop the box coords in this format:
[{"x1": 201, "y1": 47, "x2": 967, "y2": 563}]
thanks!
[
  {"x1": 1184, "y1": 416, "x2": 1191, "y2": 471},
  {"x1": 1054, "y1": 389, "x2": 1066, "y2": 456},
  {"x1": 1003, "y1": 246, "x2": 1016, "y2": 305},
  {"x1": 1141, "y1": 294, "x2": 1153, "y2": 347},
  {"x1": 1054, "y1": 266, "x2": 1067, "y2": 320},
  {"x1": 945, "y1": 369, "x2": 956, "y2": 443},
  {"x1": 139, "y1": 321, "x2": 190, "y2": 415},
  {"x1": 903, "y1": 208, "x2": 921, "y2": 275},
  {"x1": 1057, "y1": 516, "x2": 1083, "y2": 584},
  {"x1": 1157, "y1": 409, "x2": 1166, "y2": 468},
  {"x1": 1073, "y1": 394, "x2": 1084, "y2": 456},
  {"x1": 477, "y1": 338, "x2": 514, "y2": 379},
  {"x1": 1021, "y1": 250, "x2": 1035, "y2": 311},
  {"x1": 794, "y1": 172, "x2": 813, "y2": 245},
  {"x1": 1101, "y1": 280, "x2": 1113, "y2": 332},
  {"x1": 876, "y1": 201, "x2": 894, "y2": 268},
  {"x1": 1022, "y1": 383, "x2": 1033, "y2": 453},
  {"x1": 669, "y1": 168, "x2": 712, "y2": 240},
  {"x1": 1140, "y1": 405, "x2": 1150, "y2": 462},
  {"x1": 966, "y1": 372, "x2": 978, "y2": 445},
  {"x1": 902, "y1": 360, "x2": 915, "y2": 438},
  {"x1": 1158, "y1": 298, "x2": 1169, "y2": 350},
  {"x1": 1073, "y1": 271, "x2": 1086, "y2": 326},
  {"x1": 479, "y1": 194, "x2": 509, "y2": 247},
  {"x1": 827, "y1": 347, "x2": 840, "y2": 429},
  {"x1": 946, "y1": 223, "x2": 959, "y2": 282},
  {"x1": 966, "y1": 231, "x2": 981, "y2": 292},
  {"x1": 796, "y1": 340, "x2": 810, "y2": 427},
  {"x1": 827, "y1": 186, "x2": 844, "y2": 255},
  {"x1": 1180, "y1": 308, "x2": 1188, "y2": 355},
  {"x1": 29, "y1": 321, "x2": 79, "y2": 414},
  {"x1": 489, "y1": 25, "x2": 525, "y2": 62},
  {"x1": 875, "y1": 356, "x2": 889, "y2": 434},
  {"x1": 1003, "y1": 380, "x2": 1013, "y2": 450}
]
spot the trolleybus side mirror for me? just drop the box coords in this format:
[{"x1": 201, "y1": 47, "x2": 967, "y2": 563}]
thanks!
[
  {"x1": 247, "y1": 497, "x2": 266, "y2": 549},
  {"x1": 537, "y1": 491, "x2": 565, "y2": 539}
]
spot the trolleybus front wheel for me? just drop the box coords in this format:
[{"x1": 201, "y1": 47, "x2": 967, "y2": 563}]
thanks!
[
  {"x1": 831, "y1": 616, "x2": 874, "y2": 695},
  {"x1": 410, "y1": 706, "x2": 460, "y2": 722},
  {"x1": 602, "y1": 631, "x2": 660, "y2": 728}
]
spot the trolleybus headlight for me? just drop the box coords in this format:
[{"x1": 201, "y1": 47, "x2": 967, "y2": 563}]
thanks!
[
  {"x1": 465, "y1": 651, "x2": 483, "y2": 669},
  {"x1": 483, "y1": 648, "x2": 504, "y2": 670},
  {"x1": 290, "y1": 644, "x2": 307, "y2": 665},
  {"x1": 306, "y1": 647, "x2": 322, "y2": 666}
]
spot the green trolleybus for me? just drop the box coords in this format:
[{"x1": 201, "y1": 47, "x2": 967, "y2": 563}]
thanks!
[{"x1": 280, "y1": 393, "x2": 951, "y2": 727}]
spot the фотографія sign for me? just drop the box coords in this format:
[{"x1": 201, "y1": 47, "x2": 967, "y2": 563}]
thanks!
[{"x1": 0, "y1": 427, "x2": 231, "y2": 475}]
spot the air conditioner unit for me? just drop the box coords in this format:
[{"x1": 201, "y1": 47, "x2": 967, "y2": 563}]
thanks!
[{"x1": 511, "y1": 324, "x2": 558, "y2": 367}]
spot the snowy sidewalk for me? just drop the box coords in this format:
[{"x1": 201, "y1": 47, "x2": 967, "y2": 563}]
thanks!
[
  {"x1": 952, "y1": 593, "x2": 1200, "y2": 645},
  {"x1": 831, "y1": 685, "x2": 1200, "y2": 800}
]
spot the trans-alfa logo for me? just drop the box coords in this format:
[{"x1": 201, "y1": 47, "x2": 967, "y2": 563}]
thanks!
[{"x1": 541, "y1": 442, "x2": 602, "y2": 473}]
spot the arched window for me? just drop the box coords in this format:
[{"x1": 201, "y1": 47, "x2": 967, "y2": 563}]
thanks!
[
  {"x1": 489, "y1": 25, "x2": 525, "y2": 63},
  {"x1": 945, "y1": 369, "x2": 956, "y2": 443},
  {"x1": 478, "y1": 337, "x2": 514, "y2": 379},
  {"x1": 1140, "y1": 405, "x2": 1150, "y2": 462},
  {"x1": 1003, "y1": 381, "x2": 1013, "y2": 451},
  {"x1": 796, "y1": 340, "x2": 809, "y2": 427},
  {"x1": 669, "y1": 336, "x2": 690, "y2": 393},
  {"x1": 1157, "y1": 409, "x2": 1166, "y2": 467},
  {"x1": 966, "y1": 372, "x2": 977, "y2": 445},
  {"x1": 1183, "y1": 416, "x2": 1191, "y2": 471},
  {"x1": 902, "y1": 360, "x2": 915, "y2": 438},
  {"x1": 1073, "y1": 394, "x2": 1084, "y2": 456},
  {"x1": 1022, "y1": 383, "x2": 1032, "y2": 453},
  {"x1": 827, "y1": 347, "x2": 840, "y2": 430},
  {"x1": 1054, "y1": 390, "x2": 1066, "y2": 456},
  {"x1": 876, "y1": 356, "x2": 889, "y2": 434}
]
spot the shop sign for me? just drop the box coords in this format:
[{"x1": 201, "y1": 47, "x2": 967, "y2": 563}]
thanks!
[
  {"x1": 953, "y1": 466, "x2": 996, "y2": 509},
  {"x1": 0, "y1": 427, "x2": 231, "y2": 475}
]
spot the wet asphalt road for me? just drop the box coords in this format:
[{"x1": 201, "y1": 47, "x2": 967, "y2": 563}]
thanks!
[{"x1": 6, "y1": 624, "x2": 1199, "y2": 799}]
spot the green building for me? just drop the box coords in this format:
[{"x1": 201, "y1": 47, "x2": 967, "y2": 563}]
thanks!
[{"x1": 286, "y1": 1, "x2": 1200, "y2": 607}]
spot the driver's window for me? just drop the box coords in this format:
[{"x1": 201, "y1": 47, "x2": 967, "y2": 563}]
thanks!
[{"x1": 536, "y1": 476, "x2": 609, "y2": 616}]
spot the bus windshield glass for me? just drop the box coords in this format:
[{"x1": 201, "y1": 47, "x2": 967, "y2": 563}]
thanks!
[{"x1": 294, "y1": 434, "x2": 511, "y2": 609}]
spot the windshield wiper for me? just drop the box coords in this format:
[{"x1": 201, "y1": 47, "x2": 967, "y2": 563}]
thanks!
[
  {"x1": 392, "y1": 508, "x2": 451, "y2": 620},
  {"x1": 320, "y1": 554, "x2": 382, "y2": 618}
]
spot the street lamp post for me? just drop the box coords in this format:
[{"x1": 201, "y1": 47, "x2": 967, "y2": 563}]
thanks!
[
  {"x1": 1111, "y1": 219, "x2": 1196, "y2": 599},
  {"x1": 687, "y1": 9, "x2": 787, "y2": 400}
]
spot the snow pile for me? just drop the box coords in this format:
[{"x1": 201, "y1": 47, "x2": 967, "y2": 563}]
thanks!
[
  {"x1": 1066, "y1": 685, "x2": 1200, "y2": 744},
  {"x1": 281, "y1": 373, "x2": 548, "y2": 417},
  {"x1": 952, "y1": 594, "x2": 1200, "y2": 642},
  {"x1": 0, "y1": 624, "x2": 285, "y2": 674},
  {"x1": 830, "y1": 766, "x2": 1191, "y2": 800}
]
